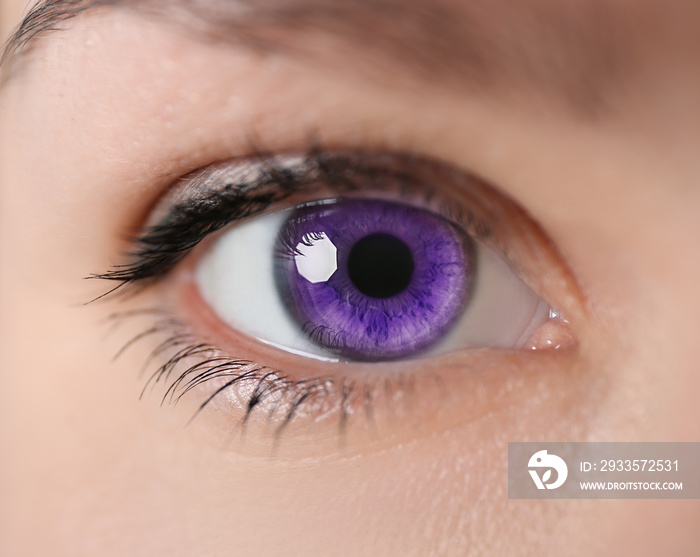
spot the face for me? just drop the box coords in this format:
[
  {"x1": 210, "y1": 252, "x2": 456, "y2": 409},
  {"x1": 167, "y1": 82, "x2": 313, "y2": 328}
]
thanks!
[{"x1": 1, "y1": 0, "x2": 699, "y2": 555}]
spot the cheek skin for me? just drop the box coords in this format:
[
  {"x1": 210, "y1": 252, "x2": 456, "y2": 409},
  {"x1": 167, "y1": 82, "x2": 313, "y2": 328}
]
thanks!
[
  {"x1": 0, "y1": 289, "x2": 601, "y2": 557},
  {"x1": 1, "y1": 9, "x2": 700, "y2": 557}
]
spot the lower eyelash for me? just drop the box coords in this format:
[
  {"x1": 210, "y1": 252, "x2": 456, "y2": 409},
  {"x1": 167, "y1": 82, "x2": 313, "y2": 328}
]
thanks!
[{"x1": 107, "y1": 307, "x2": 385, "y2": 444}]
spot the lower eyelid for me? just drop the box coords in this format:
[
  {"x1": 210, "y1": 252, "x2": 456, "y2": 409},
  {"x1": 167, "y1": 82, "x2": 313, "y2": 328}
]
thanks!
[
  {"x1": 101, "y1": 255, "x2": 583, "y2": 455},
  {"x1": 96, "y1": 263, "x2": 582, "y2": 456},
  {"x1": 103, "y1": 267, "x2": 571, "y2": 455}
]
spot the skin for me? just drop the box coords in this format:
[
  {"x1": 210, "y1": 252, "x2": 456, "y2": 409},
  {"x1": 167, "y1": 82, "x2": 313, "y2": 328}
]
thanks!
[{"x1": 1, "y1": 1, "x2": 699, "y2": 556}]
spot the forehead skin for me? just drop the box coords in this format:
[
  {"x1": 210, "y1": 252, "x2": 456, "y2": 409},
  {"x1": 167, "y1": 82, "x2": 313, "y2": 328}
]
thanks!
[
  {"x1": 1, "y1": 0, "x2": 700, "y2": 556},
  {"x1": 3, "y1": 0, "x2": 700, "y2": 118}
]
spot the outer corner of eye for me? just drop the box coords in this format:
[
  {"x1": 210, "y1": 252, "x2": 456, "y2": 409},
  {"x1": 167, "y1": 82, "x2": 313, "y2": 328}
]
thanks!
[{"x1": 190, "y1": 192, "x2": 575, "y2": 365}]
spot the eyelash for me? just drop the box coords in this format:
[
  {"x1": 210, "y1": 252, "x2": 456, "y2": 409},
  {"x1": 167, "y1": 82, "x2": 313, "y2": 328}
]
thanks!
[
  {"x1": 91, "y1": 149, "x2": 495, "y2": 293},
  {"x1": 94, "y1": 147, "x2": 564, "y2": 445},
  {"x1": 108, "y1": 306, "x2": 399, "y2": 445}
]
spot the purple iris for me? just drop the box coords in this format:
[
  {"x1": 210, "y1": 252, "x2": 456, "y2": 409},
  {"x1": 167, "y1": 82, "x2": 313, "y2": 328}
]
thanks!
[{"x1": 274, "y1": 198, "x2": 473, "y2": 360}]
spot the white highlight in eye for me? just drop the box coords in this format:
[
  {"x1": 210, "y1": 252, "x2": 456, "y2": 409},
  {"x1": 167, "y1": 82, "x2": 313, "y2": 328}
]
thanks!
[{"x1": 294, "y1": 233, "x2": 337, "y2": 283}]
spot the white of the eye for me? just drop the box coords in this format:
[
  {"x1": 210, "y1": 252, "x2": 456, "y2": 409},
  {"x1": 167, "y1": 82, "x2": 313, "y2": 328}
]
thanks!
[
  {"x1": 433, "y1": 246, "x2": 550, "y2": 352},
  {"x1": 294, "y1": 233, "x2": 338, "y2": 283},
  {"x1": 196, "y1": 209, "x2": 336, "y2": 361}
]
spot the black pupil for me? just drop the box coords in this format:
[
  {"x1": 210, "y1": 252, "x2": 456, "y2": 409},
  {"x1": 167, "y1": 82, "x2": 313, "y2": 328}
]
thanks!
[{"x1": 347, "y1": 233, "x2": 414, "y2": 298}]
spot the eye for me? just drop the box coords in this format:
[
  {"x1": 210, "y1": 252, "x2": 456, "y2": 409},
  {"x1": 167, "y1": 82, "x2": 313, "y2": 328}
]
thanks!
[
  {"x1": 196, "y1": 197, "x2": 550, "y2": 362},
  {"x1": 97, "y1": 149, "x2": 579, "y2": 448}
]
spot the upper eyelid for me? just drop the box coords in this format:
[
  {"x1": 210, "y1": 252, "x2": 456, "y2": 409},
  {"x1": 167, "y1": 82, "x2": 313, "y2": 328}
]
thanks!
[
  {"x1": 90, "y1": 149, "x2": 502, "y2": 292},
  {"x1": 91, "y1": 146, "x2": 589, "y2": 335},
  {"x1": 146, "y1": 154, "x2": 322, "y2": 226},
  {"x1": 91, "y1": 153, "x2": 327, "y2": 288}
]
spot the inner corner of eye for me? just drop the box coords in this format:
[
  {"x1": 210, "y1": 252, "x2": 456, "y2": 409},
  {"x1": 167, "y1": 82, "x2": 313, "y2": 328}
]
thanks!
[{"x1": 192, "y1": 196, "x2": 558, "y2": 363}]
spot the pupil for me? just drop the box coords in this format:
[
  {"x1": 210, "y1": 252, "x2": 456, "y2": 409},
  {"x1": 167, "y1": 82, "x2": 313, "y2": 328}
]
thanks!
[{"x1": 347, "y1": 233, "x2": 414, "y2": 298}]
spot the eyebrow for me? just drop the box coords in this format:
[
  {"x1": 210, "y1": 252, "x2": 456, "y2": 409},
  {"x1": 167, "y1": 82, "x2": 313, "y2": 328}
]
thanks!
[{"x1": 1, "y1": 0, "x2": 639, "y2": 115}]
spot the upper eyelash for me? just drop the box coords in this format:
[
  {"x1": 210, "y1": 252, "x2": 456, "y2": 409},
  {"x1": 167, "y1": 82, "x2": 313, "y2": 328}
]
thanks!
[
  {"x1": 91, "y1": 154, "x2": 327, "y2": 293},
  {"x1": 89, "y1": 149, "x2": 494, "y2": 298},
  {"x1": 90, "y1": 151, "x2": 367, "y2": 290}
]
